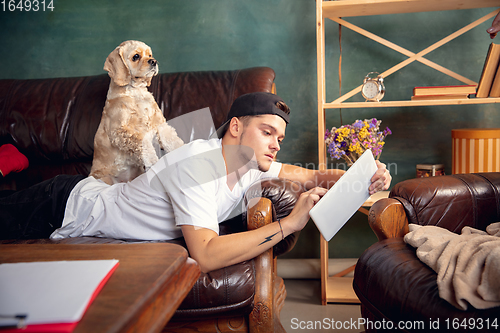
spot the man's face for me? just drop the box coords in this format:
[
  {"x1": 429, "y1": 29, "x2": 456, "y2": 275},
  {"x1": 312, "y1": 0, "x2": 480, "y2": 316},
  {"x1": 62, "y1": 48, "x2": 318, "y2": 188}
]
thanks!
[{"x1": 238, "y1": 114, "x2": 286, "y2": 172}]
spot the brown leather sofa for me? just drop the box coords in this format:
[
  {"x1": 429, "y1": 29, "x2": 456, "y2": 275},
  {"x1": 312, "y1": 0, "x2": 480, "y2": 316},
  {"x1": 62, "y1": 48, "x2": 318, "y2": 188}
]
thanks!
[
  {"x1": 0, "y1": 67, "x2": 303, "y2": 332},
  {"x1": 354, "y1": 173, "x2": 500, "y2": 332}
]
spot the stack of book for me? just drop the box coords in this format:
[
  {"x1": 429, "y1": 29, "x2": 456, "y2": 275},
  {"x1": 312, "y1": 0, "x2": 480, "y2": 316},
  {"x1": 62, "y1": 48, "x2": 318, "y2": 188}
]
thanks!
[
  {"x1": 411, "y1": 42, "x2": 500, "y2": 101},
  {"x1": 411, "y1": 84, "x2": 476, "y2": 101},
  {"x1": 476, "y1": 43, "x2": 500, "y2": 98}
]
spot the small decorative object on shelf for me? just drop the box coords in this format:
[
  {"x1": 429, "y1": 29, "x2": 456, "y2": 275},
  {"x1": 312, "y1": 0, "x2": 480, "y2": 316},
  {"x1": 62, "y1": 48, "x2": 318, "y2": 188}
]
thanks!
[
  {"x1": 324, "y1": 118, "x2": 391, "y2": 166},
  {"x1": 416, "y1": 164, "x2": 445, "y2": 177},
  {"x1": 361, "y1": 72, "x2": 385, "y2": 102}
]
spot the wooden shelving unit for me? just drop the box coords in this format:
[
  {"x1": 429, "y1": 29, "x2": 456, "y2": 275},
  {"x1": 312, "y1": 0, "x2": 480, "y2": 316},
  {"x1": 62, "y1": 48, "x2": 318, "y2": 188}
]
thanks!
[
  {"x1": 321, "y1": 0, "x2": 500, "y2": 18},
  {"x1": 316, "y1": 0, "x2": 500, "y2": 305}
]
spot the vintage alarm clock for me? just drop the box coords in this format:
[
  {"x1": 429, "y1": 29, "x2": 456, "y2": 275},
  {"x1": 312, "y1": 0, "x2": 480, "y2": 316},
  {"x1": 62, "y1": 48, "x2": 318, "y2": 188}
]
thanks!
[{"x1": 362, "y1": 72, "x2": 385, "y2": 102}]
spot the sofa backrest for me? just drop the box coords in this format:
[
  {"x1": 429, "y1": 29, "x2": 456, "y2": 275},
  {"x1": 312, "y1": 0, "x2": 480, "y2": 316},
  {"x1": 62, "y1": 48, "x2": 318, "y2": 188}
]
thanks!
[
  {"x1": 390, "y1": 173, "x2": 500, "y2": 232},
  {"x1": 0, "y1": 67, "x2": 275, "y2": 190}
]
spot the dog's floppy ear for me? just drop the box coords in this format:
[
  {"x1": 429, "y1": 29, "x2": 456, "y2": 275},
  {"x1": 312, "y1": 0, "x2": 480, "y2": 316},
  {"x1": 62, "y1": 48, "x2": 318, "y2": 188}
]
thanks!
[{"x1": 103, "y1": 45, "x2": 130, "y2": 86}]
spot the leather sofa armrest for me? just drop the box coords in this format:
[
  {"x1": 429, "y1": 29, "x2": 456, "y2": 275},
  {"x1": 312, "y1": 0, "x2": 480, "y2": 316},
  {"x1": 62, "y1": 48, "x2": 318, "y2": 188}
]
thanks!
[
  {"x1": 368, "y1": 198, "x2": 409, "y2": 241},
  {"x1": 371, "y1": 173, "x2": 500, "y2": 237},
  {"x1": 246, "y1": 197, "x2": 278, "y2": 333},
  {"x1": 243, "y1": 178, "x2": 303, "y2": 333},
  {"x1": 246, "y1": 196, "x2": 290, "y2": 332}
]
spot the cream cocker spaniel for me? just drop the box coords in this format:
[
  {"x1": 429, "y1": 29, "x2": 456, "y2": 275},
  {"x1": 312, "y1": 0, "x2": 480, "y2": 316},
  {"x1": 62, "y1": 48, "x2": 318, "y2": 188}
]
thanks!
[{"x1": 90, "y1": 40, "x2": 184, "y2": 185}]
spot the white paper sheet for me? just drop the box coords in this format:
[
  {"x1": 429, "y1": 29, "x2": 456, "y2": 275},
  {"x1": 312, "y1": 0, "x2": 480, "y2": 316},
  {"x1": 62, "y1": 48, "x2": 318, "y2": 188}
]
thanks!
[
  {"x1": 309, "y1": 149, "x2": 378, "y2": 241},
  {"x1": 165, "y1": 107, "x2": 216, "y2": 144},
  {"x1": 0, "y1": 260, "x2": 119, "y2": 326}
]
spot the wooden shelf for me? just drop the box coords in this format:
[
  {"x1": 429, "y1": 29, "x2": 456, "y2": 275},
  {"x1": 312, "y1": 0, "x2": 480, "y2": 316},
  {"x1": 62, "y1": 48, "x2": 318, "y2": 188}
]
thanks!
[
  {"x1": 326, "y1": 276, "x2": 359, "y2": 304},
  {"x1": 324, "y1": 98, "x2": 500, "y2": 109},
  {"x1": 322, "y1": 0, "x2": 500, "y2": 18},
  {"x1": 316, "y1": 0, "x2": 500, "y2": 306}
]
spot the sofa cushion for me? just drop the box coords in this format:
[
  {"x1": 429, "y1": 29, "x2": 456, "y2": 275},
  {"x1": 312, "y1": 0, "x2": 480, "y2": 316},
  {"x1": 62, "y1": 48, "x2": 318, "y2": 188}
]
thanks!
[
  {"x1": 353, "y1": 238, "x2": 500, "y2": 332},
  {"x1": 174, "y1": 261, "x2": 255, "y2": 319}
]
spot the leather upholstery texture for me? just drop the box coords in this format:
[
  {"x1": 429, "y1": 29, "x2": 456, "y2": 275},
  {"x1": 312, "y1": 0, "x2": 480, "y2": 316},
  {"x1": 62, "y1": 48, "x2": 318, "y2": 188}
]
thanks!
[{"x1": 390, "y1": 173, "x2": 500, "y2": 233}]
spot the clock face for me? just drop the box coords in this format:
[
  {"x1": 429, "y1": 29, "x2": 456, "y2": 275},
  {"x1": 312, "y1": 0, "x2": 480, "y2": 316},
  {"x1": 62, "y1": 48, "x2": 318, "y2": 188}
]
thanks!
[{"x1": 362, "y1": 81, "x2": 379, "y2": 99}]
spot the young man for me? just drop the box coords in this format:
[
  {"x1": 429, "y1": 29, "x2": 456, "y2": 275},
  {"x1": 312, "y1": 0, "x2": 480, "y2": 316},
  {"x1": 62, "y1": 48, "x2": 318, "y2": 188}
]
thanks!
[{"x1": 0, "y1": 92, "x2": 391, "y2": 273}]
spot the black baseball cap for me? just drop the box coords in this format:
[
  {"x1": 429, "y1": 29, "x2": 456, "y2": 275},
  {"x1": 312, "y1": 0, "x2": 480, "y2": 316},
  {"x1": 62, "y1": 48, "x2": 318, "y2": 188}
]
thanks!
[{"x1": 210, "y1": 92, "x2": 290, "y2": 139}]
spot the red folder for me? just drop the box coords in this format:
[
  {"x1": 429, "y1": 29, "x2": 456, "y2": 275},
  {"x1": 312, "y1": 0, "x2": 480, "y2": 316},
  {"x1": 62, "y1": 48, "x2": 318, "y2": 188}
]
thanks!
[{"x1": 0, "y1": 261, "x2": 119, "y2": 333}]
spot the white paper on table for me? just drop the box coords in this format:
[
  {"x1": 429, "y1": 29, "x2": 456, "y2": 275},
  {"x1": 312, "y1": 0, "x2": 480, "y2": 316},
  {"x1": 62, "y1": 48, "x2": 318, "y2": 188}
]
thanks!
[
  {"x1": 309, "y1": 149, "x2": 378, "y2": 242},
  {"x1": 0, "y1": 259, "x2": 119, "y2": 326}
]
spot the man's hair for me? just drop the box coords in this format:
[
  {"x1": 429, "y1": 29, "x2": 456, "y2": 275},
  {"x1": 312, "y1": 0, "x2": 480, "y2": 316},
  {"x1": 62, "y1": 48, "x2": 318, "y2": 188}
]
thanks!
[{"x1": 275, "y1": 100, "x2": 290, "y2": 115}]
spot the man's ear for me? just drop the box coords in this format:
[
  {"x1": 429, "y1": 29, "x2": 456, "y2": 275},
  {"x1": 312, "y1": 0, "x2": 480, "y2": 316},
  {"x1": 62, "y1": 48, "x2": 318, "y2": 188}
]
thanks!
[
  {"x1": 103, "y1": 45, "x2": 130, "y2": 86},
  {"x1": 227, "y1": 117, "x2": 243, "y2": 138}
]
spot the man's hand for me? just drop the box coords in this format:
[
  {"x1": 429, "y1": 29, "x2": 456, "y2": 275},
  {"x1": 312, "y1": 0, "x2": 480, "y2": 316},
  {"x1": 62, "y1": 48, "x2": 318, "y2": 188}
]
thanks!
[
  {"x1": 282, "y1": 187, "x2": 328, "y2": 234},
  {"x1": 487, "y1": 12, "x2": 500, "y2": 39},
  {"x1": 369, "y1": 160, "x2": 391, "y2": 195}
]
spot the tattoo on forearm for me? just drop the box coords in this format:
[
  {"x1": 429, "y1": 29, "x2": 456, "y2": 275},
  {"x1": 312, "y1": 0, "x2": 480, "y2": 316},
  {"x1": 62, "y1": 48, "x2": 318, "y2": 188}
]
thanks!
[{"x1": 259, "y1": 231, "x2": 280, "y2": 246}]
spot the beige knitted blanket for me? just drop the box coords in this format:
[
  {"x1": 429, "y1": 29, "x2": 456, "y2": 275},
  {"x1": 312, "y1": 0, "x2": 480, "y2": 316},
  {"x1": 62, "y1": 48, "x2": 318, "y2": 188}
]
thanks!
[{"x1": 404, "y1": 222, "x2": 500, "y2": 310}]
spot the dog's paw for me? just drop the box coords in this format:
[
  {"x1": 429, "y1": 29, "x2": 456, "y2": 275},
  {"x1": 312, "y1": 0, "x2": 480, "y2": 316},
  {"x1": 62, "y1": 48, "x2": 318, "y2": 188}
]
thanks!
[
  {"x1": 158, "y1": 123, "x2": 184, "y2": 152},
  {"x1": 141, "y1": 131, "x2": 160, "y2": 168},
  {"x1": 142, "y1": 151, "x2": 159, "y2": 169}
]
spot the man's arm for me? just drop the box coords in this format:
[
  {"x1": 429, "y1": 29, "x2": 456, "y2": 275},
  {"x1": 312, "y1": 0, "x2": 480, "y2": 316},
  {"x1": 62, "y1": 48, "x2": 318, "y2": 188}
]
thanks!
[
  {"x1": 182, "y1": 186, "x2": 327, "y2": 273},
  {"x1": 277, "y1": 163, "x2": 345, "y2": 190},
  {"x1": 278, "y1": 160, "x2": 391, "y2": 195},
  {"x1": 179, "y1": 158, "x2": 390, "y2": 273}
]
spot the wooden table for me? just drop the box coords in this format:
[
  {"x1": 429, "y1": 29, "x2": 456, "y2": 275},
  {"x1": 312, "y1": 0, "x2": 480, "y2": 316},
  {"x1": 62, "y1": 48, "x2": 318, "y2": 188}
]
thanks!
[{"x1": 0, "y1": 243, "x2": 200, "y2": 333}]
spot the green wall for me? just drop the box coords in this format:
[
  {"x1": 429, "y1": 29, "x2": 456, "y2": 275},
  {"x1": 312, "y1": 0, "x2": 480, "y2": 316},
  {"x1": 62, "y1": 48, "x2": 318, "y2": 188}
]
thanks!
[{"x1": 1, "y1": 1, "x2": 499, "y2": 259}]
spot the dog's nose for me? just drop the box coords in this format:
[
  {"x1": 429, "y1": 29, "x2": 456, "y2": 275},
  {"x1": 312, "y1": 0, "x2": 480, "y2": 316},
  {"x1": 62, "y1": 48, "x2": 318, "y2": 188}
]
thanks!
[{"x1": 148, "y1": 59, "x2": 157, "y2": 66}]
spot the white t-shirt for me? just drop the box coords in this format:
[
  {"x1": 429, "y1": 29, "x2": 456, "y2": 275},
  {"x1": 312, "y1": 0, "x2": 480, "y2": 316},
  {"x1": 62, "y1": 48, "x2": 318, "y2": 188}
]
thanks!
[{"x1": 51, "y1": 138, "x2": 282, "y2": 240}]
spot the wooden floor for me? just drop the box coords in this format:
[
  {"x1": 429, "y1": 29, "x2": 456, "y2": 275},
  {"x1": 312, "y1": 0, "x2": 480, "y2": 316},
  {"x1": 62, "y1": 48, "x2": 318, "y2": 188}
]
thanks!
[
  {"x1": 278, "y1": 258, "x2": 364, "y2": 332},
  {"x1": 281, "y1": 279, "x2": 363, "y2": 333}
]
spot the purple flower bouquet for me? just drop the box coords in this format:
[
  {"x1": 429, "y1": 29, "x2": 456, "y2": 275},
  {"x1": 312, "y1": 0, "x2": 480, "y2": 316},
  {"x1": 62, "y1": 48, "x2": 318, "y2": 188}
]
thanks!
[{"x1": 324, "y1": 118, "x2": 391, "y2": 166}]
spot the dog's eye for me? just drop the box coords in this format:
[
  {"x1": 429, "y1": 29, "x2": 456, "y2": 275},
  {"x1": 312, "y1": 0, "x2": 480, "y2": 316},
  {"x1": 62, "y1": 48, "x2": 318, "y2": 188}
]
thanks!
[{"x1": 132, "y1": 54, "x2": 140, "y2": 61}]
